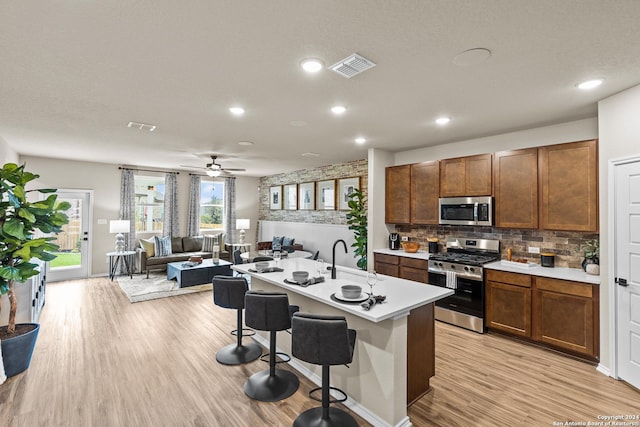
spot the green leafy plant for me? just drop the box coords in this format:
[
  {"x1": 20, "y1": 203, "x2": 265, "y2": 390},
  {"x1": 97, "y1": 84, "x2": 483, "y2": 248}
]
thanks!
[
  {"x1": 345, "y1": 188, "x2": 367, "y2": 270},
  {"x1": 582, "y1": 239, "x2": 600, "y2": 263},
  {"x1": 0, "y1": 163, "x2": 69, "y2": 335}
]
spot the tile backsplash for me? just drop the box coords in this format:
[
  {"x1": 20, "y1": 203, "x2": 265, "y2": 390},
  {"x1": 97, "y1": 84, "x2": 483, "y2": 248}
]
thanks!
[{"x1": 394, "y1": 224, "x2": 598, "y2": 268}]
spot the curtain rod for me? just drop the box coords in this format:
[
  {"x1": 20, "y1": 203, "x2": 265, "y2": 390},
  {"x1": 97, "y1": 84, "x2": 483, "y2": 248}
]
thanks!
[{"x1": 118, "y1": 166, "x2": 179, "y2": 174}]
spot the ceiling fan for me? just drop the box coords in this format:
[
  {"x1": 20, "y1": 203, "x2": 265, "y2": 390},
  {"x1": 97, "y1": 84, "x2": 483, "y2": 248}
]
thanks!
[{"x1": 184, "y1": 155, "x2": 246, "y2": 177}]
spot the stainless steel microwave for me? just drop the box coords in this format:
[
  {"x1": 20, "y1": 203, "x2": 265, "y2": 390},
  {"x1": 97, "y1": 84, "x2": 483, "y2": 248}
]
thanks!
[{"x1": 439, "y1": 196, "x2": 493, "y2": 226}]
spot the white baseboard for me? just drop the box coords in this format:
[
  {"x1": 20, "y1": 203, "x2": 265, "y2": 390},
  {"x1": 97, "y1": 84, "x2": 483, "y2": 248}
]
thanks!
[{"x1": 596, "y1": 363, "x2": 612, "y2": 378}]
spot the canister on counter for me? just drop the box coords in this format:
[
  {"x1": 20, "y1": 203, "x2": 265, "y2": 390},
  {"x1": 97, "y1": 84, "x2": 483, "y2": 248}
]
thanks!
[{"x1": 540, "y1": 252, "x2": 555, "y2": 267}]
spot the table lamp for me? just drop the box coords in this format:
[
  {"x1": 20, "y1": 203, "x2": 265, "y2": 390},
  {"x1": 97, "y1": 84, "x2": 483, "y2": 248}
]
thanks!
[
  {"x1": 109, "y1": 220, "x2": 130, "y2": 252},
  {"x1": 236, "y1": 218, "x2": 250, "y2": 244}
]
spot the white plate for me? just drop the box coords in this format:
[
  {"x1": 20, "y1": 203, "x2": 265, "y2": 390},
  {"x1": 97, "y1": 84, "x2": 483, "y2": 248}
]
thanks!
[
  {"x1": 289, "y1": 277, "x2": 308, "y2": 284},
  {"x1": 333, "y1": 292, "x2": 369, "y2": 303}
]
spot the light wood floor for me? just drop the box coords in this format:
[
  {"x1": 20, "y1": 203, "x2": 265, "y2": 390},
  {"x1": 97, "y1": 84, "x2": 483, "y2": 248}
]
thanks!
[{"x1": 1, "y1": 277, "x2": 638, "y2": 427}]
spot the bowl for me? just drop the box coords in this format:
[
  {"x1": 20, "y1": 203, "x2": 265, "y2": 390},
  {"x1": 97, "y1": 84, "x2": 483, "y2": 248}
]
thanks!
[
  {"x1": 341, "y1": 285, "x2": 362, "y2": 299},
  {"x1": 255, "y1": 261, "x2": 270, "y2": 272},
  {"x1": 401, "y1": 242, "x2": 420, "y2": 253},
  {"x1": 292, "y1": 271, "x2": 309, "y2": 283},
  {"x1": 188, "y1": 256, "x2": 203, "y2": 264}
]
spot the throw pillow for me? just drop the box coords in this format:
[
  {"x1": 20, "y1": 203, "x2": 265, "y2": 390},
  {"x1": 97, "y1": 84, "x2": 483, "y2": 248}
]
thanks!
[
  {"x1": 282, "y1": 236, "x2": 295, "y2": 247},
  {"x1": 202, "y1": 234, "x2": 219, "y2": 252},
  {"x1": 154, "y1": 236, "x2": 173, "y2": 257},
  {"x1": 272, "y1": 236, "x2": 284, "y2": 248},
  {"x1": 139, "y1": 237, "x2": 155, "y2": 258}
]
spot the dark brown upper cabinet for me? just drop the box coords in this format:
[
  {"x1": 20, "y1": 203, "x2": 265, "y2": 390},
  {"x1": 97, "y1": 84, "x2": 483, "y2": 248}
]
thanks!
[
  {"x1": 439, "y1": 154, "x2": 492, "y2": 197},
  {"x1": 538, "y1": 139, "x2": 598, "y2": 231},
  {"x1": 494, "y1": 148, "x2": 539, "y2": 229}
]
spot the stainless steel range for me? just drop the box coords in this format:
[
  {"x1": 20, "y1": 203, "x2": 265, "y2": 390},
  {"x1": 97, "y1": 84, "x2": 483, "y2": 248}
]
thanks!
[{"x1": 427, "y1": 237, "x2": 500, "y2": 333}]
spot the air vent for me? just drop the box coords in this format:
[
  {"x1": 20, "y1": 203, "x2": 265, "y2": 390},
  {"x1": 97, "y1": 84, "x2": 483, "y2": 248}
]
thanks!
[{"x1": 329, "y1": 53, "x2": 376, "y2": 79}]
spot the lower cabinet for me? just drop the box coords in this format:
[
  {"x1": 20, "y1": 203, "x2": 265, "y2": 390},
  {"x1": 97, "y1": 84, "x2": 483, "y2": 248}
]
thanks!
[
  {"x1": 485, "y1": 270, "x2": 532, "y2": 337},
  {"x1": 374, "y1": 253, "x2": 399, "y2": 277},
  {"x1": 399, "y1": 257, "x2": 428, "y2": 283},
  {"x1": 485, "y1": 269, "x2": 599, "y2": 360},
  {"x1": 533, "y1": 277, "x2": 598, "y2": 357}
]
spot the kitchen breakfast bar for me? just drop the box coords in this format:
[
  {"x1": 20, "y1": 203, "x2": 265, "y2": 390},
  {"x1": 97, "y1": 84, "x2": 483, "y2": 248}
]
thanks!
[{"x1": 233, "y1": 258, "x2": 453, "y2": 427}]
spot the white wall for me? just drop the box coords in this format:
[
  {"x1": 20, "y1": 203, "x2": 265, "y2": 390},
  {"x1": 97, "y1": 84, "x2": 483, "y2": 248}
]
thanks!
[
  {"x1": 19, "y1": 155, "x2": 260, "y2": 276},
  {"x1": 393, "y1": 118, "x2": 598, "y2": 165},
  {"x1": 597, "y1": 83, "x2": 640, "y2": 373},
  {"x1": 258, "y1": 220, "x2": 357, "y2": 269},
  {"x1": 0, "y1": 136, "x2": 19, "y2": 164}
]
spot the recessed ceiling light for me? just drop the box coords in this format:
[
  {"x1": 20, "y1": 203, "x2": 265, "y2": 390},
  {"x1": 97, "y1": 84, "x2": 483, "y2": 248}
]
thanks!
[
  {"x1": 290, "y1": 120, "x2": 308, "y2": 127},
  {"x1": 238, "y1": 141, "x2": 254, "y2": 146},
  {"x1": 229, "y1": 107, "x2": 245, "y2": 116},
  {"x1": 301, "y1": 152, "x2": 320, "y2": 157},
  {"x1": 435, "y1": 117, "x2": 451, "y2": 125},
  {"x1": 331, "y1": 106, "x2": 347, "y2": 115},
  {"x1": 300, "y1": 58, "x2": 324, "y2": 73},
  {"x1": 453, "y1": 48, "x2": 492, "y2": 67},
  {"x1": 576, "y1": 79, "x2": 604, "y2": 90},
  {"x1": 127, "y1": 121, "x2": 156, "y2": 131},
  {"x1": 355, "y1": 137, "x2": 366, "y2": 144}
]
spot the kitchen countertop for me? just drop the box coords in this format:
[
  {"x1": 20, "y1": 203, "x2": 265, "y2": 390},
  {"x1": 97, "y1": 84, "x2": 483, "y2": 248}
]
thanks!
[
  {"x1": 233, "y1": 257, "x2": 453, "y2": 322},
  {"x1": 484, "y1": 260, "x2": 600, "y2": 285},
  {"x1": 374, "y1": 247, "x2": 431, "y2": 260},
  {"x1": 374, "y1": 247, "x2": 600, "y2": 285}
]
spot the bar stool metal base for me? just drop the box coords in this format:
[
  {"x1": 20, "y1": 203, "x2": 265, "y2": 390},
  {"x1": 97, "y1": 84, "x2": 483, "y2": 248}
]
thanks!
[
  {"x1": 215, "y1": 342, "x2": 262, "y2": 365},
  {"x1": 293, "y1": 406, "x2": 358, "y2": 427},
  {"x1": 244, "y1": 369, "x2": 299, "y2": 402}
]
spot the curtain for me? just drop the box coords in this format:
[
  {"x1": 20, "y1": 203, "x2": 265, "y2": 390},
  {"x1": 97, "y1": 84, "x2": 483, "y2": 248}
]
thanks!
[
  {"x1": 223, "y1": 176, "x2": 236, "y2": 244},
  {"x1": 163, "y1": 172, "x2": 179, "y2": 237},
  {"x1": 119, "y1": 169, "x2": 136, "y2": 272},
  {"x1": 187, "y1": 174, "x2": 201, "y2": 236}
]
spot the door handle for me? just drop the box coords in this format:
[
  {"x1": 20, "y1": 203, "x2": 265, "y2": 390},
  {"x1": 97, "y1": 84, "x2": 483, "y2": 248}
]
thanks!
[{"x1": 616, "y1": 277, "x2": 628, "y2": 287}]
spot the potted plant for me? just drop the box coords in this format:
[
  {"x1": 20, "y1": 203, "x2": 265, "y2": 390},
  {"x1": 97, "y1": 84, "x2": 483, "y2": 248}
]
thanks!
[
  {"x1": 581, "y1": 239, "x2": 600, "y2": 274},
  {"x1": 345, "y1": 188, "x2": 367, "y2": 270},
  {"x1": 0, "y1": 163, "x2": 69, "y2": 377}
]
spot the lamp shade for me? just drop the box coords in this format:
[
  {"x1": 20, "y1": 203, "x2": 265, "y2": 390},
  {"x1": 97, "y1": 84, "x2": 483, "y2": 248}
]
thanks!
[
  {"x1": 236, "y1": 219, "x2": 250, "y2": 230},
  {"x1": 109, "y1": 220, "x2": 130, "y2": 234}
]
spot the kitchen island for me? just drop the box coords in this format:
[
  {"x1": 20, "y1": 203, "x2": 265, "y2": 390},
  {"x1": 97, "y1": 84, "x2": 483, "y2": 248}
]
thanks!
[{"x1": 233, "y1": 258, "x2": 453, "y2": 427}]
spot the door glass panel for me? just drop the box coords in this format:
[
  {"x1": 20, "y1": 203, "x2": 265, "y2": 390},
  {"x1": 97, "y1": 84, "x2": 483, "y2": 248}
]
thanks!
[{"x1": 50, "y1": 197, "x2": 83, "y2": 270}]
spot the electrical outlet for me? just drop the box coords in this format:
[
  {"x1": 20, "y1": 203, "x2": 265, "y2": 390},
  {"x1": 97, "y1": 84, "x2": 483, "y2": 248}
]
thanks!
[
  {"x1": 401, "y1": 236, "x2": 409, "y2": 242},
  {"x1": 528, "y1": 246, "x2": 540, "y2": 254}
]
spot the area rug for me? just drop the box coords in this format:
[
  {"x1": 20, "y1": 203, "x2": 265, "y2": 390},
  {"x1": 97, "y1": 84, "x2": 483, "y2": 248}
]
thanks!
[{"x1": 116, "y1": 273, "x2": 212, "y2": 303}]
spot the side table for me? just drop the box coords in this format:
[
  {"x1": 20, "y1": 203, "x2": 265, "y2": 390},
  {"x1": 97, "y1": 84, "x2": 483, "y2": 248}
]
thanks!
[{"x1": 107, "y1": 250, "x2": 136, "y2": 280}]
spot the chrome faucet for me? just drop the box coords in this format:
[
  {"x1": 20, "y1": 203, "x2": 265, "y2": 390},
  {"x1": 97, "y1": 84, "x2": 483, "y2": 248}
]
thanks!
[{"x1": 331, "y1": 239, "x2": 348, "y2": 279}]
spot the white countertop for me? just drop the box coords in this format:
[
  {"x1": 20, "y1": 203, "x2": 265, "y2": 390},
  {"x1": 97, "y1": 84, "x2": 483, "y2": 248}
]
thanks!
[
  {"x1": 233, "y1": 258, "x2": 453, "y2": 323},
  {"x1": 373, "y1": 248, "x2": 431, "y2": 260},
  {"x1": 485, "y1": 260, "x2": 601, "y2": 285}
]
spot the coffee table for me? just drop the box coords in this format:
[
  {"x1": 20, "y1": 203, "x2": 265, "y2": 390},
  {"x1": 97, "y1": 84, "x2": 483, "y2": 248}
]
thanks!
[{"x1": 166, "y1": 259, "x2": 233, "y2": 288}]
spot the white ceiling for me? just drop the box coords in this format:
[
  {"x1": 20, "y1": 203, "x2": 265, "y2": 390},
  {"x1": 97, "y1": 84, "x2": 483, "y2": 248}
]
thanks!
[{"x1": 2, "y1": 1, "x2": 639, "y2": 177}]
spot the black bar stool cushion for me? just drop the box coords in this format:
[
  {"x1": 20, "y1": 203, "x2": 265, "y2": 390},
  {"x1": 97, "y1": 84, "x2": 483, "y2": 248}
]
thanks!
[
  {"x1": 213, "y1": 275, "x2": 248, "y2": 309},
  {"x1": 245, "y1": 291, "x2": 293, "y2": 332},
  {"x1": 292, "y1": 312, "x2": 356, "y2": 366}
]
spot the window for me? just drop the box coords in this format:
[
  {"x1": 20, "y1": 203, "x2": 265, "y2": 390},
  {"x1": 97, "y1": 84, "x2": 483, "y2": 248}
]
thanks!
[
  {"x1": 134, "y1": 175, "x2": 165, "y2": 232},
  {"x1": 200, "y1": 180, "x2": 224, "y2": 230}
]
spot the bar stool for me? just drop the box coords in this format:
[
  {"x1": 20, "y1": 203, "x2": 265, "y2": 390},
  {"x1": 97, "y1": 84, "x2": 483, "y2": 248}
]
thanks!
[
  {"x1": 243, "y1": 291, "x2": 300, "y2": 402},
  {"x1": 291, "y1": 312, "x2": 357, "y2": 427},
  {"x1": 212, "y1": 276, "x2": 262, "y2": 365}
]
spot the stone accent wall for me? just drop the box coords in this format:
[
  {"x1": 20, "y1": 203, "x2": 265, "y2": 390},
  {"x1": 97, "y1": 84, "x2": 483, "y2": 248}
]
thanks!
[
  {"x1": 394, "y1": 224, "x2": 598, "y2": 269},
  {"x1": 259, "y1": 159, "x2": 368, "y2": 225}
]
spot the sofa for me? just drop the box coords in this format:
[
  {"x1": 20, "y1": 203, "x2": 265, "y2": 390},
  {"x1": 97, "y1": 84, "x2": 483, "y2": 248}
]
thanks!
[
  {"x1": 256, "y1": 235, "x2": 303, "y2": 252},
  {"x1": 139, "y1": 235, "x2": 230, "y2": 278}
]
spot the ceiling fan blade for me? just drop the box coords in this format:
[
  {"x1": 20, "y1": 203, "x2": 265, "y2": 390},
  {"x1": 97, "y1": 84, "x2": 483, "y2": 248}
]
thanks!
[{"x1": 221, "y1": 167, "x2": 246, "y2": 172}]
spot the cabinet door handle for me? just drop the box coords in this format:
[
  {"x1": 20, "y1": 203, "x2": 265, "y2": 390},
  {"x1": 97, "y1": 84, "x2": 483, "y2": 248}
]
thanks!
[{"x1": 616, "y1": 277, "x2": 628, "y2": 287}]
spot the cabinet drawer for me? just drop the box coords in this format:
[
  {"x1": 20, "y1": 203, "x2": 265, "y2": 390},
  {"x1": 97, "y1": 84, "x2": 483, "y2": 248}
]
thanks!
[
  {"x1": 400, "y1": 257, "x2": 428, "y2": 269},
  {"x1": 535, "y1": 277, "x2": 592, "y2": 298},
  {"x1": 375, "y1": 262, "x2": 399, "y2": 277},
  {"x1": 375, "y1": 253, "x2": 399, "y2": 265},
  {"x1": 400, "y1": 266, "x2": 428, "y2": 283},
  {"x1": 485, "y1": 270, "x2": 531, "y2": 288}
]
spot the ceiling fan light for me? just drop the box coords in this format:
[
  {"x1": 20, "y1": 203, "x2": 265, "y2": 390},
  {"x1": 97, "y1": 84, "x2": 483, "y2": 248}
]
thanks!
[{"x1": 206, "y1": 169, "x2": 221, "y2": 177}]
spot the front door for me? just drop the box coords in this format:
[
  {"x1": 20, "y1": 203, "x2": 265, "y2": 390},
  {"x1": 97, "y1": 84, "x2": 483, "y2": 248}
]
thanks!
[
  {"x1": 47, "y1": 190, "x2": 92, "y2": 282},
  {"x1": 615, "y1": 160, "x2": 640, "y2": 389}
]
